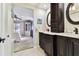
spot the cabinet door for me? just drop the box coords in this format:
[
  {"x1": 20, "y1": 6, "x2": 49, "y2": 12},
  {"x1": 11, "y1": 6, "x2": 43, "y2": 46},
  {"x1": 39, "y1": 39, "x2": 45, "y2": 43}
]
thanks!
[
  {"x1": 57, "y1": 36, "x2": 70, "y2": 56},
  {"x1": 45, "y1": 34, "x2": 53, "y2": 56},
  {"x1": 62, "y1": 37, "x2": 79, "y2": 56},
  {"x1": 39, "y1": 33, "x2": 46, "y2": 49},
  {"x1": 57, "y1": 36, "x2": 66, "y2": 56},
  {"x1": 73, "y1": 39, "x2": 79, "y2": 56},
  {"x1": 39, "y1": 33, "x2": 53, "y2": 56},
  {"x1": 67, "y1": 38, "x2": 79, "y2": 56},
  {"x1": 67, "y1": 39, "x2": 73, "y2": 56},
  {"x1": 73, "y1": 42, "x2": 79, "y2": 56}
]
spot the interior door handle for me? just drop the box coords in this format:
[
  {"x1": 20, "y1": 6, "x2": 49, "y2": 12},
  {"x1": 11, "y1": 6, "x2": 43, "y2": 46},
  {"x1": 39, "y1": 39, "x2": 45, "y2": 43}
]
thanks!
[
  {"x1": 0, "y1": 37, "x2": 5, "y2": 43},
  {"x1": 0, "y1": 37, "x2": 2, "y2": 43},
  {"x1": 2, "y1": 38, "x2": 5, "y2": 43}
]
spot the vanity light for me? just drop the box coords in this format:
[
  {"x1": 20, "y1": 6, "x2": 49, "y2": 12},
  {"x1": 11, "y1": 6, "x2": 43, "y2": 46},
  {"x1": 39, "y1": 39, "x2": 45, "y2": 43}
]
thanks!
[
  {"x1": 69, "y1": 4, "x2": 76, "y2": 11},
  {"x1": 72, "y1": 5, "x2": 76, "y2": 10}
]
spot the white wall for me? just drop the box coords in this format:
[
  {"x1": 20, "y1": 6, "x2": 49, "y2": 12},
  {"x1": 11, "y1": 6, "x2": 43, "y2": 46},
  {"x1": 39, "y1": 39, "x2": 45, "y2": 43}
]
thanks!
[
  {"x1": 35, "y1": 8, "x2": 50, "y2": 32},
  {"x1": 64, "y1": 4, "x2": 79, "y2": 34},
  {"x1": 36, "y1": 9, "x2": 46, "y2": 31},
  {"x1": 34, "y1": 7, "x2": 51, "y2": 47},
  {"x1": 34, "y1": 8, "x2": 47, "y2": 47},
  {"x1": 45, "y1": 8, "x2": 51, "y2": 31}
]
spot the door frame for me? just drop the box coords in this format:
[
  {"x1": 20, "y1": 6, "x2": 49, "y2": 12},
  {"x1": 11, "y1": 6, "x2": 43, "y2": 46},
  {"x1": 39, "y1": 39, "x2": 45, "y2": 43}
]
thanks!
[{"x1": 11, "y1": 3, "x2": 37, "y2": 55}]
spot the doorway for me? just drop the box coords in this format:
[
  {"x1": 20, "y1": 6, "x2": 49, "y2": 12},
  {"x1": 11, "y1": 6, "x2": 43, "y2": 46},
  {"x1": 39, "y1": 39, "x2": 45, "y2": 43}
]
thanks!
[{"x1": 12, "y1": 6, "x2": 34, "y2": 52}]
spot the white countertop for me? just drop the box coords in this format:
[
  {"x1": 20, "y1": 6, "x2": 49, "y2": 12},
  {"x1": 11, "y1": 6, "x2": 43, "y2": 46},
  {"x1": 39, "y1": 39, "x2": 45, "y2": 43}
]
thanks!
[{"x1": 39, "y1": 31, "x2": 79, "y2": 39}]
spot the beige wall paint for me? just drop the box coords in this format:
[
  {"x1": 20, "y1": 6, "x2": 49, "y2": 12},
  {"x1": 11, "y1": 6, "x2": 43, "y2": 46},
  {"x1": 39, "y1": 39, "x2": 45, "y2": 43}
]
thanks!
[{"x1": 64, "y1": 4, "x2": 79, "y2": 34}]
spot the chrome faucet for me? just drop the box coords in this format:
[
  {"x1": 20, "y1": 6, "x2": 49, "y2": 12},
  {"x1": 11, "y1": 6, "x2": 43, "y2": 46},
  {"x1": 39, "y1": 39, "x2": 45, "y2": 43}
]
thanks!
[{"x1": 74, "y1": 27, "x2": 78, "y2": 34}]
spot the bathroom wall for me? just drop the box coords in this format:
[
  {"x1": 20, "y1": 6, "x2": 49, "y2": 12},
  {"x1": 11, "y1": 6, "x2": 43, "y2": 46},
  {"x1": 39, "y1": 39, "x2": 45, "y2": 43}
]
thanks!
[
  {"x1": 64, "y1": 4, "x2": 79, "y2": 34},
  {"x1": 34, "y1": 8, "x2": 47, "y2": 47},
  {"x1": 36, "y1": 9, "x2": 46, "y2": 31},
  {"x1": 44, "y1": 8, "x2": 51, "y2": 31},
  {"x1": 35, "y1": 7, "x2": 50, "y2": 32}
]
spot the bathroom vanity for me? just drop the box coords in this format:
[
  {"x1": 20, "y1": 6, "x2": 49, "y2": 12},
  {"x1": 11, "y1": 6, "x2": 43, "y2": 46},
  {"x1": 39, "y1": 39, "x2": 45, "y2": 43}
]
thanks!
[
  {"x1": 39, "y1": 3, "x2": 79, "y2": 56},
  {"x1": 39, "y1": 31, "x2": 79, "y2": 56}
]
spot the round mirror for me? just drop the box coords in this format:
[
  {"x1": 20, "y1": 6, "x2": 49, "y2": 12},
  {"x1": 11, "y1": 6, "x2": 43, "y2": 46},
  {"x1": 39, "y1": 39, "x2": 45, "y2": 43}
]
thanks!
[{"x1": 66, "y1": 3, "x2": 79, "y2": 25}]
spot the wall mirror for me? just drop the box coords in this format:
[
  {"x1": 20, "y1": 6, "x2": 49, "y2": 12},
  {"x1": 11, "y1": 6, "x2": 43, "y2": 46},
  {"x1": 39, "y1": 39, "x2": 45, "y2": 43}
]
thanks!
[{"x1": 66, "y1": 3, "x2": 79, "y2": 25}]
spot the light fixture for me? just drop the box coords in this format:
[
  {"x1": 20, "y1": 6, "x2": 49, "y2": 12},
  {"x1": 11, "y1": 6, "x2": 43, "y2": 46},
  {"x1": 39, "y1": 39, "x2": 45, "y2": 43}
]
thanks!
[
  {"x1": 70, "y1": 3, "x2": 76, "y2": 11},
  {"x1": 72, "y1": 5, "x2": 76, "y2": 10}
]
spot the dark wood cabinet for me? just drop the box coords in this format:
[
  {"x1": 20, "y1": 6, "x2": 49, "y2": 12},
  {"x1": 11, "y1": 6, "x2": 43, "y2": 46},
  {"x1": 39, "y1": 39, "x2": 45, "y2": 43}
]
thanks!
[
  {"x1": 39, "y1": 32, "x2": 79, "y2": 56},
  {"x1": 64, "y1": 37, "x2": 79, "y2": 56},
  {"x1": 57, "y1": 36, "x2": 73, "y2": 56},
  {"x1": 51, "y1": 3, "x2": 64, "y2": 32},
  {"x1": 72, "y1": 39, "x2": 79, "y2": 56},
  {"x1": 57, "y1": 36, "x2": 66, "y2": 56},
  {"x1": 66, "y1": 39, "x2": 73, "y2": 56},
  {"x1": 65, "y1": 38, "x2": 79, "y2": 56},
  {"x1": 39, "y1": 33, "x2": 54, "y2": 56},
  {"x1": 57, "y1": 36, "x2": 79, "y2": 56}
]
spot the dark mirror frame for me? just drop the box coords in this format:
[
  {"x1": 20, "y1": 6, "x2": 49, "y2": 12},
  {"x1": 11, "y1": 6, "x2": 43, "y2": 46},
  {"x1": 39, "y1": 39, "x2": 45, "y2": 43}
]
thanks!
[
  {"x1": 66, "y1": 3, "x2": 79, "y2": 25},
  {"x1": 46, "y1": 12, "x2": 51, "y2": 27}
]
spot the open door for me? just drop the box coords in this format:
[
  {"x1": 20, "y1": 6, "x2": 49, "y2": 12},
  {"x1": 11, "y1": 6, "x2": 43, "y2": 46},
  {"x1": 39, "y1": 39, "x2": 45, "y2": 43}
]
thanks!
[{"x1": 0, "y1": 3, "x2": 14, "y2": 56}]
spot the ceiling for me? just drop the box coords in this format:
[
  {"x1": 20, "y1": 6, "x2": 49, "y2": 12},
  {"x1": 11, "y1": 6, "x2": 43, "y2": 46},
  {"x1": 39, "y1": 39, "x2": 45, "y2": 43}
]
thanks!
[{"x1": 27, "y1": 3, "x2": 50, "y2": 10}]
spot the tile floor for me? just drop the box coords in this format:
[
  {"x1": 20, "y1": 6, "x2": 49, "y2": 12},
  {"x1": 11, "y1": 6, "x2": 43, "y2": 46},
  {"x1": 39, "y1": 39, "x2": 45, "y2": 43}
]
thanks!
[{"x1": 13, "y1": 47, "x2": 46, "y2": 56}]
